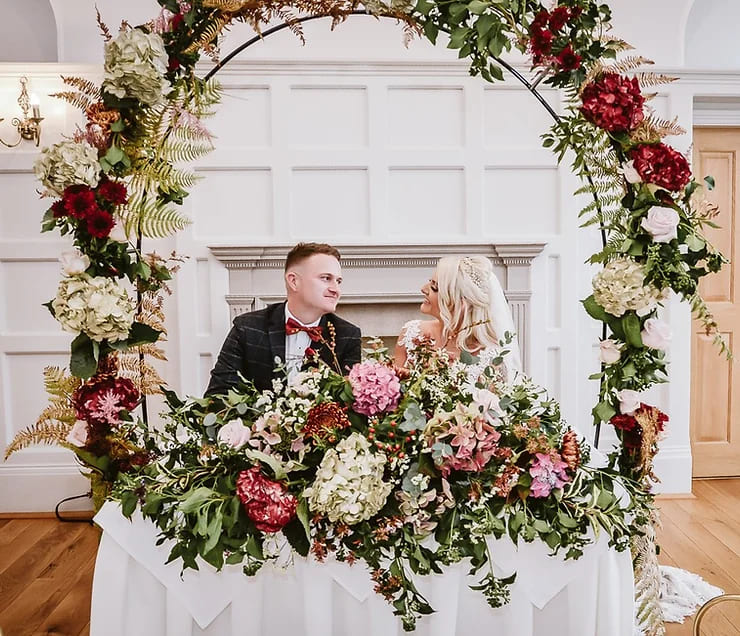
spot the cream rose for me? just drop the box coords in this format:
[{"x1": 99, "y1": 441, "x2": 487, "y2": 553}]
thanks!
[
  {"x1": 60, "y1": 249, "x2": 90, "y2": 276},
  {"x1": 641, "y1": 318, "x2": 672, "y2": 350},
  {"x1": 217, "y1": 419, "x2": 252, "y2": 449},
  {"x1": 66, "y1": 420, "x2": 89, "y2": 447},
  {"x1": 598, "y1": 339, "x2": 622, "y2": 365},
  {"x1": 641, "y1": 206, "x2": 680, "y2": 243},
  {"x1": 617, "y1": 389, "x2": 641, "y2": 415},
  {"x1": 622, "y1": 160, "x2": 642, "y2": 184}
]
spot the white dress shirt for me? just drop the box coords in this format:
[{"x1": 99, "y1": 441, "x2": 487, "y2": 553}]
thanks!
[{"x1": 284, "y1": 304, "x2": 321, "y2": 382}]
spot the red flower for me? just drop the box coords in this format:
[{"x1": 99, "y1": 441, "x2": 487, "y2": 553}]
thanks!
[
  {"x1": 610, "y1": 414, "x2": 638, "y2": 432},
  {"x1": 304, "y1": 402, "x2": 350, "y2": 441},
  {"x1": 549, "y1": 6, "x2": 571, "y2": 32},
  {"x1": 236, "y1": 467, "x2": 298, "y2": 533},
  {"x1": 51, "y1": 199, "x2": 66, "y2": 218},
  {"x1": 171, "y1": 12, "x2": 184, "y2": 30},
  {"x1": 97, "y1": 178, "x2": 128, "y2": 205},
  {"x1": 530, "y1": 28, "x2": 554, "y2": 59},
  {"x1": 580, "y1": 73, "x2": 645, "y2": 133},
  {"x1": 63, "y1": 185, "x2": 97, "y2": 219},
  {"x1": 73, "y1": 375, "x2": 140, "y2": 425},
  {"x1": 85, "y1": 207, "x2": 115, "y2": 238},
  {"x1": 630, "y1": 143, "x2": 691, "y2": 192},
  {"x1": 556, "y1": 44, "x2": 582, "y2": 71},
  {"x1": 168, "y1": 56, "x2": 181, "y2": 72},
  {"x1": 531, "y1": 10, "x2": 549, "y2": 29}
]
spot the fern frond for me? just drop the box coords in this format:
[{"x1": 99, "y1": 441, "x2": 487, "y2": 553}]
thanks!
[
  {"x1": 36, "y1": 403, "x2": 77, "y2": 427},
  {"x1": 49, "y1": 91, "x2": 95, "y2": 112},
  {"x1": 43, "y1": 366, "x2": 81, "y2": 399},
  {"x1": 61, "y1": 75, "x2": 102, "y2": 99},
  {"x1": 4, "y1": 420, "x2": 72, "y2": 459},
  {"x1": 636, "y1": 72, "x2": 677, "y2": 89},
  {"x1": 117, "y1": 356, "x2": 166, "y2": 395},
  {"x1": 601, "y1": 37, "x2": 634, "y2": 53},
  {"x1": 184, "y1": 15, "x2": 230, "y2": 54},
  {"x1": 202, "y1": 0, "x2": 249, "y2": 9},
  {"x1": 95, "y1": 8, "x2": 113, "y2": 42},
  {"x1": 633, "y1": 113, "x2": 686, "y2": 141},
  {"x1": 160, "y1": 139, "x2": 214, "y2": 163}
]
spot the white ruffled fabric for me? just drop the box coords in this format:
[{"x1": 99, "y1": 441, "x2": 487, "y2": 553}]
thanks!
[{"x1": 659, "y1": 565, "x2": 724, "y2": 624}]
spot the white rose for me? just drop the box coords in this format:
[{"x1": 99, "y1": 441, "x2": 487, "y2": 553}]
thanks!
[
  {"x1": 60, "y1": 249, "x2": 90, "y2": 276},
  {"x1": 108, "y1": 218, "x2": 129, "y2": 243},
  {"x1": 217, "y1": 419, "x2": 252, "y2": 449},
  {"x1": 617, "y1": 389, "x2": 641, "y2": 415},
  {"x1": 598, "y1": 339, "x2": 622, "y2": 365},
  {"x1": 66, "y1": 420, "x2": 89, "y2": 447},
  {"x1": 641, "y1": 318, "x2": 672, "y2": 350},
  {"x1": 622, "y1": 160, "x2": 642, "y2": 184},
  {"x1": 641, "y1": 206, "x2": 680, "y2": 243}
]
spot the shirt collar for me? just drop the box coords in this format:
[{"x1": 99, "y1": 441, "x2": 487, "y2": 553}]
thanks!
[{"x1": 284, "y1": 302, "x2": 321, "y2": 328}]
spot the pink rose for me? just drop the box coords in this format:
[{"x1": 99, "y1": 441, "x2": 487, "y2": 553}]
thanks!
[
  {"x1": 617, "y1": 389, "x2": 641, "y2": 415},
  {"x1": 66, "y1": 420, "x2": 89, "y2": 447},
  {"x1": 641, "y1": 206, "x2": 680, "y2": 243},
  {"x1": 217, "y1": 419, "x2": 252, "y2": 449},
  {"x1": 598, "y1": 339, "x2": 621, "y2": 365},
  {"x1": 641, "y1": 318, "x2": 671, "y2": 350},
  {"x1": 622, "y1": 160, "x2": 642, "y2": 184}
]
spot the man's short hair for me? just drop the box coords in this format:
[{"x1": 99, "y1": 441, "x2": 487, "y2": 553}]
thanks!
[{"x1": 284, "y1": 242, "x2": 341, "y2": 272}]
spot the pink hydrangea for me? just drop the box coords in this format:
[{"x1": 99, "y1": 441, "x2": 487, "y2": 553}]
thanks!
[
  {"x1": 529, "y1": 452, "x2": 570, "y2": 498},
  {"x1": 348, "y1": 361, "x2": 401, "y2": 417},
  {"x1": 443, "y1": 418, "x2": 501, "y2": 475}
]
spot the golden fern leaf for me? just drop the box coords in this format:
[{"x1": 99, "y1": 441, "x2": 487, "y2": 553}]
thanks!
[
  {"x1": 601, "y1": 36, "x2": 635, "y2": 53},
  {"x1": 95, "y1": 8, "x2": 113, "y2": 42},
  {"x1": 4, "y1": 420, "x2": 72, "y2": 459},
  {"x1": 160, "y1": 139, "x2": 213, "y2": 163},
  {"x1": 117, "y1": 358, "x2": 166, "y2": 395},
  {"x1": 49, "y1": 91, "x2": 95, "y2": 112},
  {"x1": 139, "y1": 203, "x2": 191, "y2": 239},
  {"x1": 43, "y1": 366, "x2": 81, "y2": 399},
  {"x1": 184, "y1": 15, "x2": 230, "y2": 54},
  {"x1": 635, "y1": 72, "x2": 677, "y2": 89},
  {"x1": 36, "y1": 403, "x2": 77, "y2": 427},
  {"x1": 61, "y1": 75, "x2": 102, "y2": 99},
  {"x1": 202, "y1": 0, "x2": 250, "y2": 9},
  {"x1": 581, "y1": 56, "x2": 654, "y2": 92}
]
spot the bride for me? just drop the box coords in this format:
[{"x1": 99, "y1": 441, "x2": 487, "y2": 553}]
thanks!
[{"x1": 394, "y1": 255, "x2": 522, "y2": 385}]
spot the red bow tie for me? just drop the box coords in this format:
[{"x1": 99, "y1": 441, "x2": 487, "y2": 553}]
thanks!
[{"x1": 285, "y1": 317, "x2": 323, "y2": 342}]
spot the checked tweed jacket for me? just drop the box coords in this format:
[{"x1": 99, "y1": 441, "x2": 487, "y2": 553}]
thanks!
[{"x1": 205, "y1": 302, "x2": 361, "y2": 395}]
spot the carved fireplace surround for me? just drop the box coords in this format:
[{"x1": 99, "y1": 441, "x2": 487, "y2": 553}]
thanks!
[{"x1": 208, "y1": 243, "x2": 545, "y2": 373}]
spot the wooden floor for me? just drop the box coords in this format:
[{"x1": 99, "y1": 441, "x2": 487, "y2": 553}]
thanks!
[{"x1": 0, "y1": 480, "x2": 739, "y2": 635}]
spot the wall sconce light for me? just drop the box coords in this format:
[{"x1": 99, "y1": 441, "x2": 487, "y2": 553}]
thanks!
[{"x1": 0, "y1": 76, "x2": 43, "y2": 148}]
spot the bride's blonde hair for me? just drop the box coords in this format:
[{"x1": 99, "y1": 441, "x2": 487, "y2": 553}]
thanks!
[{"x1": 436, "y1": 255, "x2": 501, "y2": 353}]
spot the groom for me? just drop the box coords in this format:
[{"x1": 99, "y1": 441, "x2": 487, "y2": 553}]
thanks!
[{"x1": 205, "y1": 242, "x2": 362, "y2": 394}]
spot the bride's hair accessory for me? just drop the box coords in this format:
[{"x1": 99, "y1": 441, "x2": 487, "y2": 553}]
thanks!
[{"x1": 460, "y1": 257, "x2": 487, "y2": 290}]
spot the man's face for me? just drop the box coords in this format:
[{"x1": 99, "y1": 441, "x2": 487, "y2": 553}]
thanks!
[{"x1": 286, "y1": 253, "x2": 343, "y2": 316}]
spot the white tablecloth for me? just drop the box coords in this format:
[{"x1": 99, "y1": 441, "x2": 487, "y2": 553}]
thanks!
[{"x1": 91, "y1": 502, "x2": 635, "y2": 636}]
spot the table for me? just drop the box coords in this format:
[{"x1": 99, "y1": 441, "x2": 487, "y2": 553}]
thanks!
[{"x1": 90, "y1": 502, "x2": 635, "y2": 636}]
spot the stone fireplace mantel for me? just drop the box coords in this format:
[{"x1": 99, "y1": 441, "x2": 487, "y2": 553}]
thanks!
[{"x1": 208, "y1": 243, "x2": 545, "y2": 372}]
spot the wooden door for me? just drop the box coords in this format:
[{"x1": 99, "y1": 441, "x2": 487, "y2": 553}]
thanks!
[{"x1": 691, "y1": 127, "x2": 740, "y2": 477}]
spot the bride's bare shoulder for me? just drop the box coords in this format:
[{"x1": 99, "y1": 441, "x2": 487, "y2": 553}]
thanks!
[{"x1": 417, "y1": 320, "x2": 438, "y2": 337}]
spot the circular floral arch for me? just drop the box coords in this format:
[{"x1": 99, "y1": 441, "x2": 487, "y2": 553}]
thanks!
[{"x1": 5, "y1": 0, "x2": 727, "y2": 631}]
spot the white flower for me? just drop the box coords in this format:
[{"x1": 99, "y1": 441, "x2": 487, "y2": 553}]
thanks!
[
  {"x1": 60, "y1": 249, "x2": 90, "y2": 276},
  {"x1": 217, "y1": 419, "x2": 252, "y2": 449},
  {"x1": 103, "y1": 28, "x2": 171, "y2": 106},
  {"x1": 592, "y1": 257, "x2": 666, "y2": 317},
  {"x1": 66, "y1": 420, "x2": 89, "y2": 447},
  {"x1": 108, "y1": 218, "x2": 129, "y2": 243},
  {"x1": 641, "y1": 206, "x2": 680, "y2": 243},
  {"x1": 304, "y1": 432, "x2": 392, "y2": 525},
  {"x1": 599, "y1": 339, "x2": 622, "y2": 365},
  {"x1": 34, "y1": 140, "x2": 100, "y2": 196},
  {"x1": 617, "y1": 389, "x2": 641, "y2": 415},
  {"x1": 641, "y1": 318, "x2": 672, "y2": 350},
  {"x1": 471, "y1": 388, "x2": 501, "y2": 414},
  {"x1": 52, "y1": 274, "x2": 135, "y2": 342},
  {"x1": 622, "y1": 160, "x2": 642, "y2": 184}
]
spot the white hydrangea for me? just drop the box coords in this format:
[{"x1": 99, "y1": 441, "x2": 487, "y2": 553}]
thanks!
[
  {"x1": 33, "y1": 140, "x2": 101, "y2": 196},
  {"x1": 52, "y1": 274, "x2": 135, "y2": 342},
  {"x1": 304, "y1": 432, "x2": 392, "y2": 525},
  {"x1": 592, "y1": 257, "x2": 666, "y2": 317},
  {"x1": 103, "y1": 28, "x2": 171, "y2": 106}
]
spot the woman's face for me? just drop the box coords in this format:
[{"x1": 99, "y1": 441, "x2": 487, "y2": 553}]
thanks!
[{"x1": 420, "y1": 272, "x2": 441, "y2": 318}]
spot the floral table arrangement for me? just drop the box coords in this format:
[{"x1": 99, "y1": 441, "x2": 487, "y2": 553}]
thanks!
[{"x1": 112, "y1": 341, "x2": 649, "y2": 631}]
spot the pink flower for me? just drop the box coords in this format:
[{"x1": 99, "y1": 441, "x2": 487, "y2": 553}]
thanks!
[
  {"x1": 529, "y1": 452, "x2": 570, "y2": 498},
  {"x1": 73, "y1": 375, "x2": 140, "y2": 426},
  {"x1": 236, "y1": 467, "x2": 298, "y2": 533},
  {"x1": 217, "y1": 419, "x2": 252, "y2": 449},
  {"x1": 641, "y1": 318, "x2": 672, "y2": 350},
  {"x1": 66, "y1": 420, "x2": 89, "y2": 447},
  {"x1": 348, "y1": 361, "x2": 401, "y2": 417}
]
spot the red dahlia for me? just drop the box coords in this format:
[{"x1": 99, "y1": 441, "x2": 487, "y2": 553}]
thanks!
[
  {"x1": 630, "y1": 143, "x2": 691, "y2": 192},
  {"x1": 51, "y1": 199, "x2": 66, "y2": 218},
  {"x1": 97, "y1": 178, "x2": 128, "y2": 205},
  {"x1": 304, "y1": 402, "x2": 350, "y2": 442},
  {"x1": 556, "y1": 44, "x2": 582, "y2": 71},
  {"x1": 63, "y1": 185, "x2": 97, "y2": 219},
  {"x1": 610, "y1": 414, "x2": 638, "y2": 432},
  {"x1": 73, "y1": 375, "x2": 140, "y2": 425},
  {"x1": 580, "y1": 73, "x2": 645, "y2": 133},
  {"x1": 530, "y1": 28, "x2": 554, "y2": 59},
  {"x1": 549, "y1": 6, "x2": 570, "y2": 32},
  {"x1": 86, "y1": 207, "x2": 115, "y2": 238}
]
